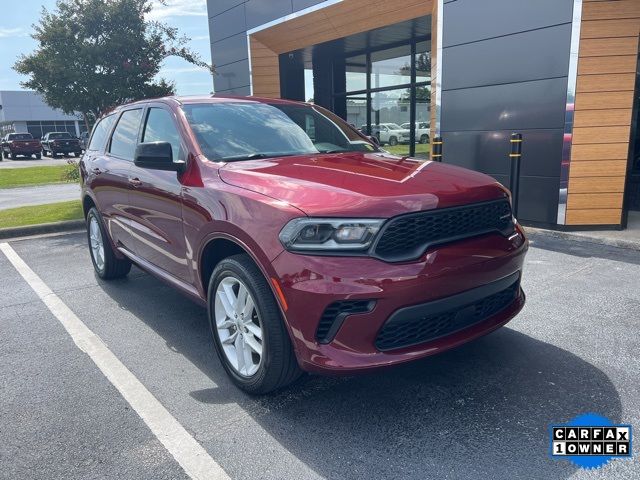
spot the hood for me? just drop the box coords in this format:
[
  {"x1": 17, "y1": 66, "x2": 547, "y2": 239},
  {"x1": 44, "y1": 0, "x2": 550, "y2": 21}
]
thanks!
[{"x1": 218, "y1": 152, "x2": 507, "y2": 217}]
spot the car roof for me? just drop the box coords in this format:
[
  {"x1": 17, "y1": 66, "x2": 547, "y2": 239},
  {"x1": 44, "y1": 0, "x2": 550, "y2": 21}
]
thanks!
[{"x1": 110, "y1": 95, "x2": 309, "y2": 112}]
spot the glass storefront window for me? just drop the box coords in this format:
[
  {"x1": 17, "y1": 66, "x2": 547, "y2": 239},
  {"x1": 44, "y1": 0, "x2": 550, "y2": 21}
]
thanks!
[
  {"x1": 371, "y1": 89, "x2": 411, "y2": 157},
  {"x1": 416, "y1": 41, "x2": 431, "y2": 84},
  {"x1": 345, "y1": 95, "x2": 367, "y2": 131},
  {"x1": 415, "y1": 92, "x2": 431, "y2": 159},
  {"x1": 345, "y1": 54, "x2": 367, "y2": 93},
  {"x1": 371, "y1": 45, "x2": 412, "y2": 90}
]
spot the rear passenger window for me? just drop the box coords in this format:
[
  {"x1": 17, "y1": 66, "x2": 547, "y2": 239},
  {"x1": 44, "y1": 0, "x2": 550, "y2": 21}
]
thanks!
[
  {"x1": 142, "y1": 108, "x2": 183, "y2": 161},
  {"x1": 109, "y1": 109, "x2": 143, "y2": 160},
  {"x1": 87, "y1": 114, "x2": 116, "y2": 151}
]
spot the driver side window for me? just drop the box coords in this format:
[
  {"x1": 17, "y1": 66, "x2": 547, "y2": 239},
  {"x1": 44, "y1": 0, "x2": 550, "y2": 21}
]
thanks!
[{"x1": 142, "y1": 108, "x2": 183, "y2": 162}]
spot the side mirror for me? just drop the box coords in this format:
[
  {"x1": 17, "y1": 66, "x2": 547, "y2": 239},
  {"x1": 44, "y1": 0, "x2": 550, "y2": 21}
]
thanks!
[
  {"x1": 368, "y1": 135, "x2": 380, "y2": 147},
  {"x1": 134, "y1": 142, "x2": 185, "y2": 172}
]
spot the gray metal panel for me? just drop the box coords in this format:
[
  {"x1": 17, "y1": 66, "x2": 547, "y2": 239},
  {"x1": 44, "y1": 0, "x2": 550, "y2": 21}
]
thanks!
[
  {"x1": 441, "y1": 129, "x2": 564, "y2": 178},
  {"x1": 215, "y1": 85, "x2": 252, "y2": 96},
  {"x1": 211, "y1": 33, "x2": 248, "y2": 67},
  {"x1": 207, "y1": 0, "x2": 245, "y2": 17},
  {"x1": 442, "y1": 24, "x2": 572, "y2": 90},
  {"x1": 441, "y1": 77, "x2": 568, "y2": 132},
  {"x1": 209, "y1": 3, "x2": 246, "y2": 42},
  {"x1": 245, "y1": 0, "x2": 293, "y2": 29},
  {"x1": 491, "y1": 174, "x2": 560, "y2": 224},
  {"x1": 214, "y1": 59, "x2": 251, "y2": 92},
  {"x1": 443, "y1": 0, "x2": 574, "y2": 47},
  {"x1": 292, "y1": 0, "x2": 325, "y2": 11}
]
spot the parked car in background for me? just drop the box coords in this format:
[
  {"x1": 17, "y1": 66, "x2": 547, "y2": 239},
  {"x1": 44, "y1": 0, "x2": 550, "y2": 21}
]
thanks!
[
  {"x1": 401, "y1": 122, "x2": 430, "y2": 144},
  {"x1": 79, "y1": 131, "x2": 90, "y2": 151},
  {"x1": 81, "y1": 95, "x2": 527, "y2": 394},
  {"x1": 360, "y1": 123, "x2": 410, "y2": 146},
  {"x1": 1, "y1": 133, "x2": 42, "y2": 160},
  {"x1": 41, "y1": 131, "x2": 83, "y2": 157}
]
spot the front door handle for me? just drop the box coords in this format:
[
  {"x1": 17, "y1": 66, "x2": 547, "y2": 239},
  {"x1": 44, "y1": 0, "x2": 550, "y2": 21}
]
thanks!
[
  {"x1": 129, "y1": 177, "x2": 143, "y2": 187},
  {"x1": 91, "y1": 167, "x2": 102, "y2": 175}
]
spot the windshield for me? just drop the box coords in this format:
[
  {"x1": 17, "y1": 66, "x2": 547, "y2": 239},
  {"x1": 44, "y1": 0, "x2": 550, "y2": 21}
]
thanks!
[
  {"x1": 182, "y1": 102, "x2": 378, "y2": 162},
  {"x1": 49, "y1": 132, "x2": 72, "y2": 139},
  {"x1": 9, "y1": 133, "x2": 33, "y2": 140},
  {"x1": 384, "y1": 123, "x2": 403, "y2": 130}
]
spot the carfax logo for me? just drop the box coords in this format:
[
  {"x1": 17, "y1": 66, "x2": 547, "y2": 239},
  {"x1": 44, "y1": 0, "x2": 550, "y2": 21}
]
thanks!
[{"x1": 550, "y1": 413, "x2": 633, "y2": 469}]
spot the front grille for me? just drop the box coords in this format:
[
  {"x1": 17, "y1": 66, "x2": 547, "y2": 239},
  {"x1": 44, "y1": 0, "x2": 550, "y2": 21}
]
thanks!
[
  {"x1": 316, "y1": 300, "x2": 375, "y2": 343},
  {"x1": 375, "y1": 275, "x2": 520, "y2": 351},
  {"x1": 372, "y1": 198, "x2": 514, "y2": 262}
]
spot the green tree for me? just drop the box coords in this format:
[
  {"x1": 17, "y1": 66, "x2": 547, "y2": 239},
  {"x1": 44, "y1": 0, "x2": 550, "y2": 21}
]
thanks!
[{"x1": 14, "y1": 0, "x2": 214, "y2": 130}]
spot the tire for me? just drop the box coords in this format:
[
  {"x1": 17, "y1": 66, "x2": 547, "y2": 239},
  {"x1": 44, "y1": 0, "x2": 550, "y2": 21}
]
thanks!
[
  {"x1": 35, "y1": 153, "x2": 41, "y2": 159},
  {"x1": 420, "y1": 134, "x2": 429, "y2": 144},
  {"x1": 10, "y1": 152, "x2": 16, "y2": 160},
  {"x1": 86, "y1": 207, "x2": 132, "y2": 280},
  {"x1": 389, "y1": 136, "x2": 398, "y2": 146},
  {"x1": 208, "y1": 254, "x2": 302, "y2": 394}
]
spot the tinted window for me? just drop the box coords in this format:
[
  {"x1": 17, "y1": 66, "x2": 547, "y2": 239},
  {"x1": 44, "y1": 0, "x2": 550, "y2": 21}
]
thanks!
[
  {"x1": 109, "y1": 109, "x2": 142, "y2": 160},
  {"x1": 9, "y1": 133, "x2": 34, "y2": 140},
  {"x1": 182, "y1": 102, "x2": 377, "y2": 162},
  {"x1": 49, "y1": 132, "x2": 72, "y2": 139},
  {"x1": 88, "y1": 114, "x2": 116, "y2": 151},
  {"x1": 142, "y1": 108, "x2": 182, "y2": 161}
]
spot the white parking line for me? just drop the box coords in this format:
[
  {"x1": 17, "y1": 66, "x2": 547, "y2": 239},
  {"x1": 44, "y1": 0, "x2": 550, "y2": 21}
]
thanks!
[{"x1": 0, "y1": 242, "x2": 230, "y2": 480}]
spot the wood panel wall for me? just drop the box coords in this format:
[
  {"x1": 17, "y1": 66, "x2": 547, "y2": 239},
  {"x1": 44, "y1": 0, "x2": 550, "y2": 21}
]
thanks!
[
  {"x1": 566, "y1": 0, "x2": 640, "y2": 225},
  {"x1": 250, "y1": 0, "x2": 434, "y2": 101},
  {"x1": 249, "y1": 37, "x2": 280, "y2": 98}
]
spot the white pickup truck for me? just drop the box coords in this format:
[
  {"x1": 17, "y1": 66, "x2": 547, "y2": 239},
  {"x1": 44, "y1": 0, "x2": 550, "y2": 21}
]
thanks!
[{"x1": 401, "y1": 122, "x2": 430, "y2": 144}]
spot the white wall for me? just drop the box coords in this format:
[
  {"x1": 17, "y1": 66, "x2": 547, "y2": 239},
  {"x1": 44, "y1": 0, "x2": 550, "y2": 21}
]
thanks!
[{"x1": 0, "y1": 90, "x2": 80, "y2": 123}]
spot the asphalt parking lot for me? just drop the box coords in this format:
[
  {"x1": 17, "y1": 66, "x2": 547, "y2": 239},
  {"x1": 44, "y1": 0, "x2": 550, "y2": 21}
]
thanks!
[{"x1": 1, "y1": 231, "x2": 638, "y2": 479}]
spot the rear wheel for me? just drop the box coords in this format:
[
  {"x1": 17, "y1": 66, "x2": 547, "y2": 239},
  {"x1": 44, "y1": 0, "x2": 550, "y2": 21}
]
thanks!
[
  {"x1": 86, "y1": 207, "x2": 131, "y2": 280},
  {"x1": 35, "y1": 153, "x2": 41, "y2": 159},
  {"x1": 208, "y1": 254, "x2": 301, "y2": 394},
  {"x1": 9, "y1": 152, "x2": 16, "y2": 160}
]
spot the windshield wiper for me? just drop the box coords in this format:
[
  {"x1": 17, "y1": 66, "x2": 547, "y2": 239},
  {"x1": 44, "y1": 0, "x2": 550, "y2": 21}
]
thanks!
[{"x1": 222, "y1": 152, "x2": 299, "y2": 162}]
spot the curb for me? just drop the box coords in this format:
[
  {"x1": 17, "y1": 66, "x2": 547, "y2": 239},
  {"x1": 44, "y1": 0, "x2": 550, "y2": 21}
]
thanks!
[
  {"x1": 0, "y1": 219, "x2": 85, "y2": 240},
  {"x1": 524, "y1": 226, "x2": 640, "y2": 252}
]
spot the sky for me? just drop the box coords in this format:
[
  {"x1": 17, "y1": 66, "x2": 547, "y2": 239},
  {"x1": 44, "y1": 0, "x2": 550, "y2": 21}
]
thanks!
[{"x1": 0, "y1": 0, "x2": 213, "y2": 95}]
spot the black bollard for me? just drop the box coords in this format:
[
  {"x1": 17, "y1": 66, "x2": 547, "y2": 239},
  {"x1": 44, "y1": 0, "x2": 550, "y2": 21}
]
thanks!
[
  {"x1": 432, "y1": 136, "x2": 443, "y2": 162},
  {"x1": 509, "y1": 133, "x2": 522, "y2": 218}
]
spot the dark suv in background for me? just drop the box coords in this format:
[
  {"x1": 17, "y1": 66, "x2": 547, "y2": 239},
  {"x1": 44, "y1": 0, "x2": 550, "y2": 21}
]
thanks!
[
  {"x1": 1, "y1": 133, "x2": 42, "y2": 159},
  {"x1": 81, "y1": 96, "x2": 527, "y2": 394},
  {"x1": 41, "y1": 131, "x2": 82, "y2": 157}
]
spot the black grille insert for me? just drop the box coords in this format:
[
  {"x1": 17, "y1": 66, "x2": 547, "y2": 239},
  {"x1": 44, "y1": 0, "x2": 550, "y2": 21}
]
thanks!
[
  {"x1": 316, "y1": 300, "x2": 375, "y2": 344},
  {"x1": 375, "y1": 273, "x2": 521, "y2": 351},
  {"x1": 372, "y1": 198, "x2": 514, "y2": 262}
]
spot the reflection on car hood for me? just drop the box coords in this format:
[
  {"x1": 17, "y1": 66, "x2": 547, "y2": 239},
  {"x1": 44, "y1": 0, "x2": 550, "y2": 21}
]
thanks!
[{"x1": 218, "y1": 152, "x2": 507, "y2": 217}]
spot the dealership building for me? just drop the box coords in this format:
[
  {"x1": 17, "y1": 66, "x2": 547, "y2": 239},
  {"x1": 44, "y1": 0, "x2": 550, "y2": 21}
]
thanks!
[
  {"x1": 208, "y1": 0, "x2": 639, "y2": 230},
  {"x1": 0, "y1": 90, "x2": 84, "y2": 139}
]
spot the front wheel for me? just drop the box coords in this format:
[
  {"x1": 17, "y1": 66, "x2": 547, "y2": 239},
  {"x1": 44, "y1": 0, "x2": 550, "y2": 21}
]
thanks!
[
  {"x1": 208, "y1": 254, "x2": 301, "y2": 394},
  {"x1": 35, "y1": 153, "x2": 41, "y2": 159},
  {"x1": 388, "y1": 136, "x2": 398, "y2": 146},
  {"x1": 420, "y1": 134, "x2": 429, "y2": 144},
  {"x1": 86, "y1": 207, "x2": 131, "y2": 279}
]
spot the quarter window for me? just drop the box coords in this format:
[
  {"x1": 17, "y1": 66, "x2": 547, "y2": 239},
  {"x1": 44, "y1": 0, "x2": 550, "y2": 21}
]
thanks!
[
  {"x1": 109, "y1": 109, "x2": 143, "y2": 160},
  {"x1": 142, "y1": 108, "x2": 182, "y2": 161}
]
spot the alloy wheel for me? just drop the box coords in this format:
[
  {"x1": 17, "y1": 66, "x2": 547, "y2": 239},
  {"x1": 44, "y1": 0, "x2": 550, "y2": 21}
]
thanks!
[
  {"x1": 214, "y1": 276, "x2": 264, "y2": 377},
  {"x1": 89, "y1": 215, "x2": 105, "y2": 271}
]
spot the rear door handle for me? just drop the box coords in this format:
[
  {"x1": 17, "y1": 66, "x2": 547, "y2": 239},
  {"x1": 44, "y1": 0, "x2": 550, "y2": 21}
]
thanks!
[{"x1": 129, "y1": 177, "x2": 143, "y2": 187}]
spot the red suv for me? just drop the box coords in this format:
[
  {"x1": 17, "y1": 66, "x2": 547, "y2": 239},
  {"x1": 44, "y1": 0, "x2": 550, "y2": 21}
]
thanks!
[{"x1": 80, "y1": 96, "x2": 527, "y2": 394}]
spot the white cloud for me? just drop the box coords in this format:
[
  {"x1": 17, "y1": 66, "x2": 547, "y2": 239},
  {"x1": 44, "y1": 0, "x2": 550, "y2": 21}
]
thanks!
[
  {"x1": 0, "y1": 27, "x2": 28, "y2": 38},
  {"x1": 147, "y1": 0, "x2": 207, "y2": 20},
  {"x1": 158, "y1": 66, "x2": 203, "y2": 75}
]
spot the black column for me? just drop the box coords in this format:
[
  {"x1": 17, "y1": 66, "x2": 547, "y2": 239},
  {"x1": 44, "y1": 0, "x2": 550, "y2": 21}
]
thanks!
[{"x1": 279, "y1": 51, "x2": 305, "y2": 101}]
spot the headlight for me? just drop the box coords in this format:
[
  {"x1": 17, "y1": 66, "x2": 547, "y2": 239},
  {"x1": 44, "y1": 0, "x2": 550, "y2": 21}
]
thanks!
[{"x1": 279, "y1": 218, "x2": 384, "y2": 252}]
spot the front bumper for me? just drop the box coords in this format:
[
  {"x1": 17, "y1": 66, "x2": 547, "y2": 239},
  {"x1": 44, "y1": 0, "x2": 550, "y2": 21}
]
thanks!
[{"x1": 271, "y1": 225, "x2": 528, "y2": 373}]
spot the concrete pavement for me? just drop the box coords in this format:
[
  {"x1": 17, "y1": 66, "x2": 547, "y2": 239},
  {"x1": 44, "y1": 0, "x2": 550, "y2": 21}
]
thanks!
[
  {"x1": 0, "y1": 155, "x2": 78, "y2": 169},
  {"x1": 0, "y1": 183, "x2": 80, "y2": 210},
  {"x1": 0, "y1": 232, "x2": 638, "y2": 479}
]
